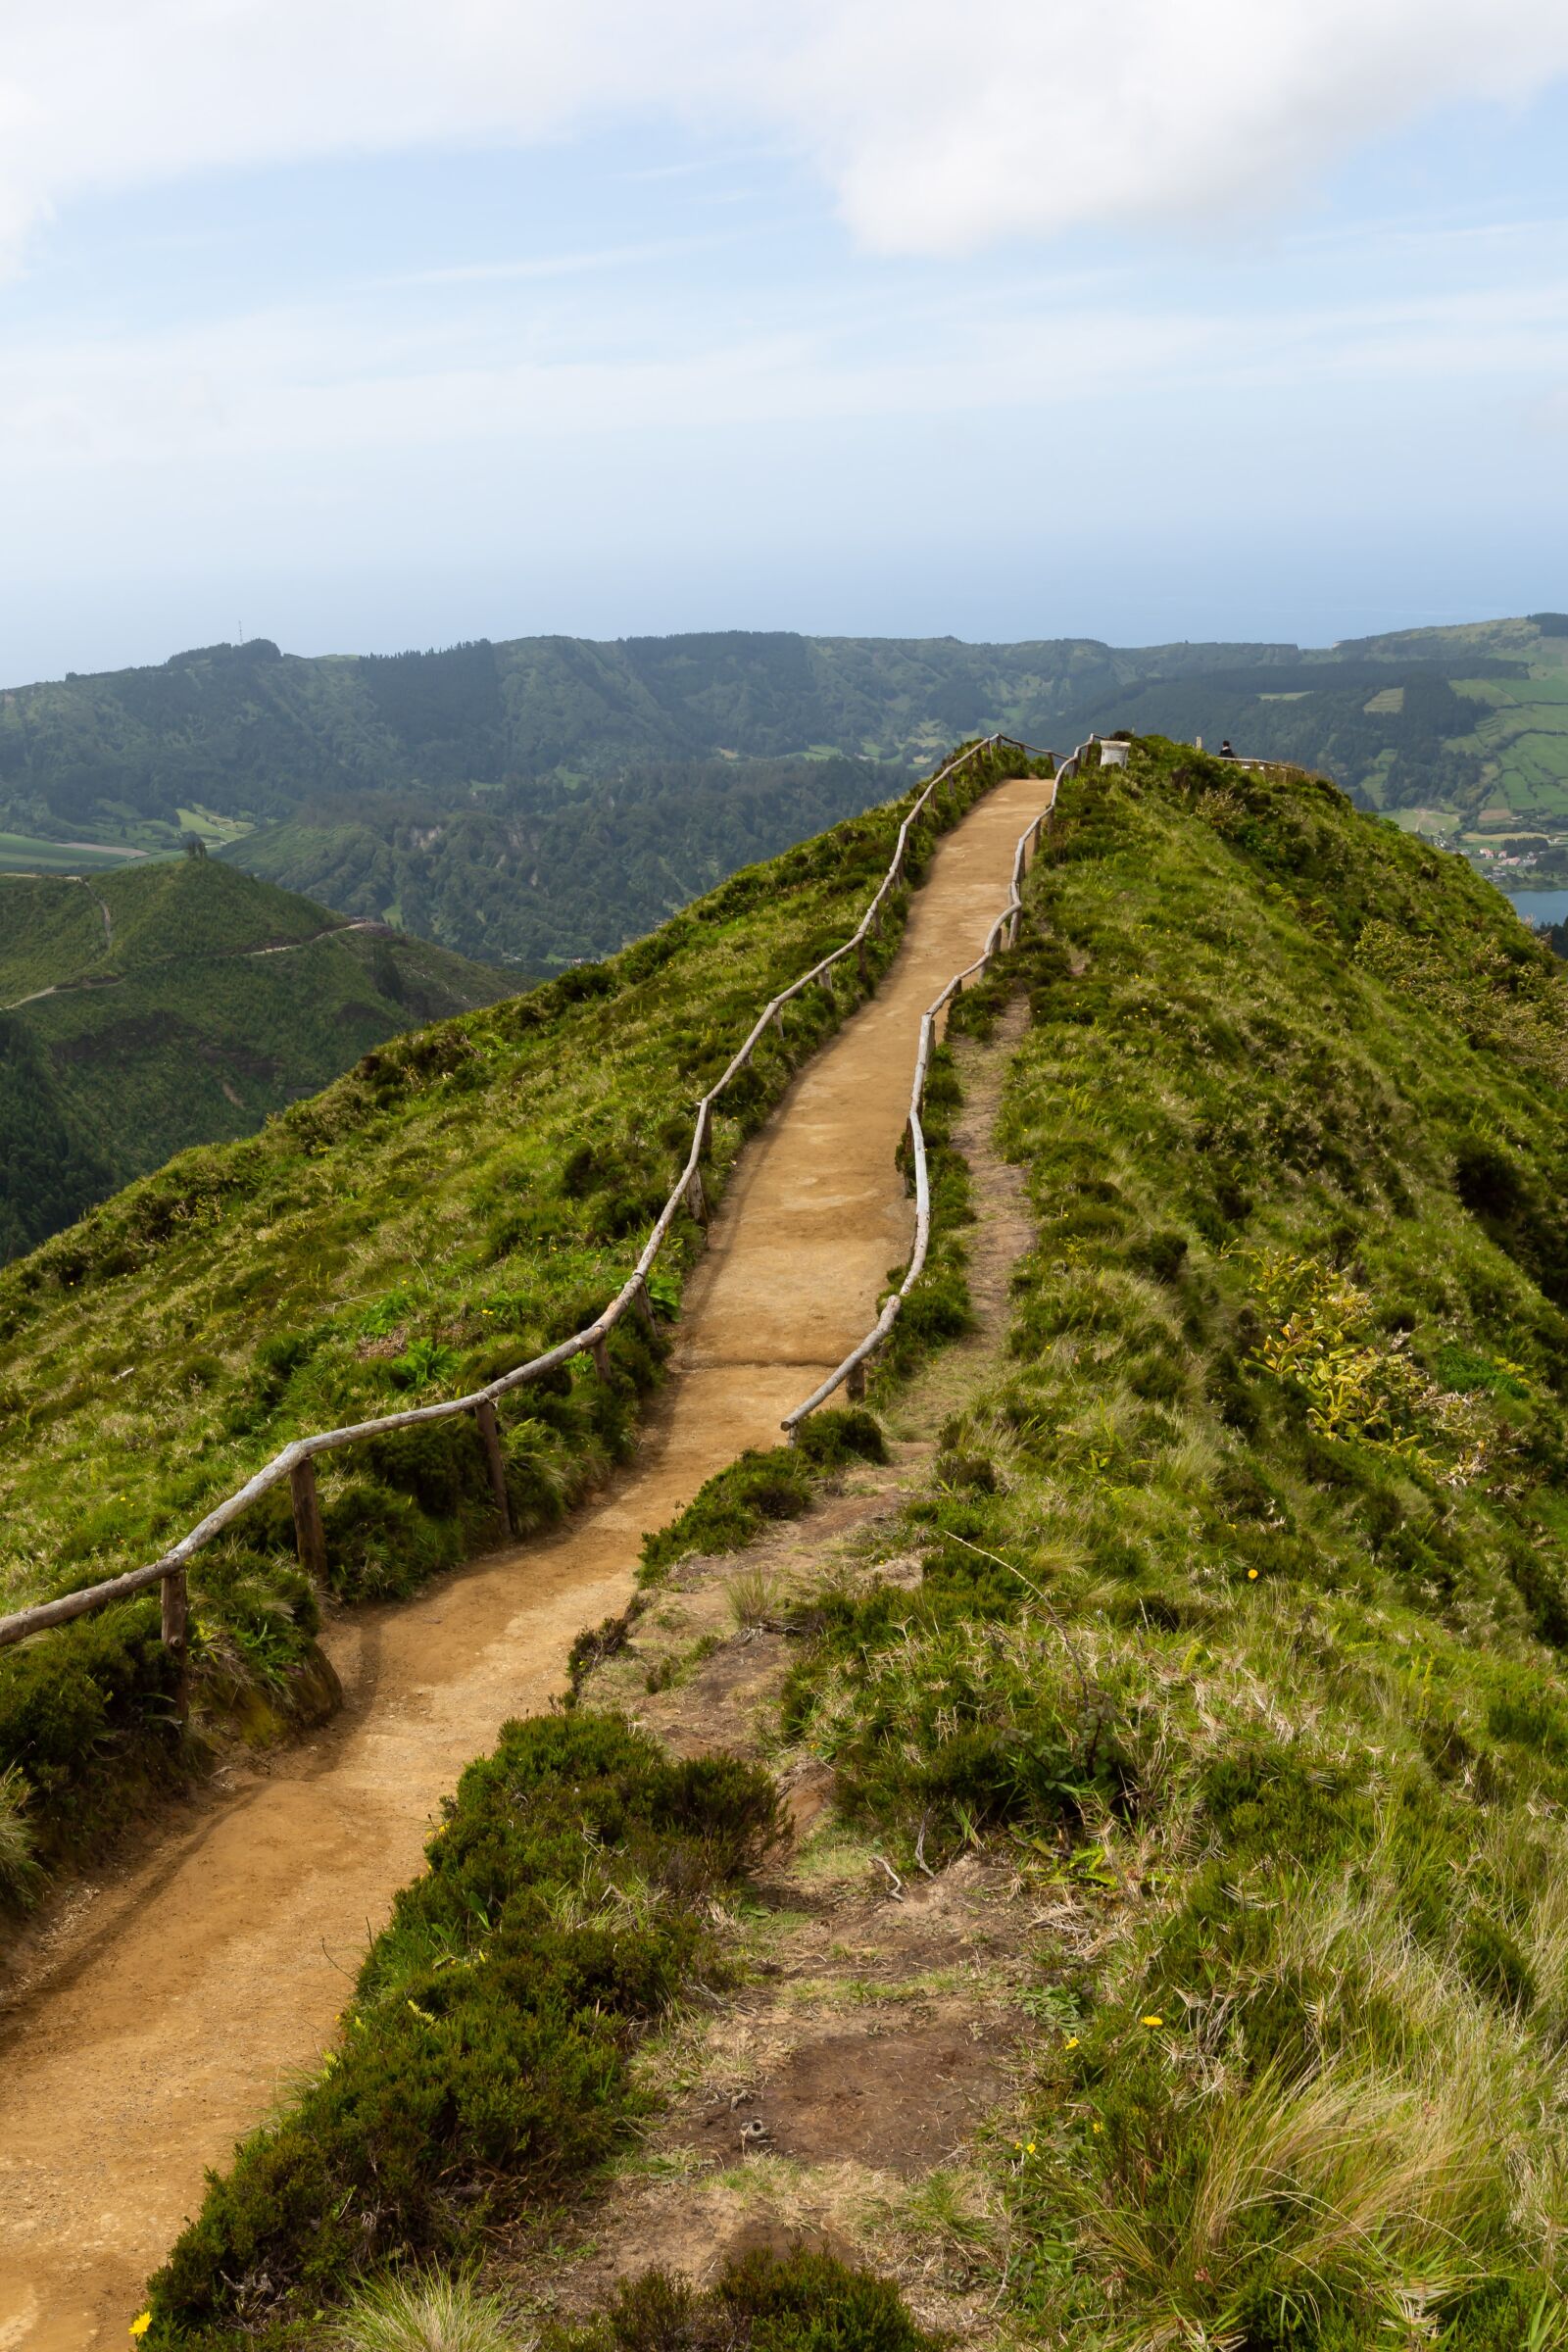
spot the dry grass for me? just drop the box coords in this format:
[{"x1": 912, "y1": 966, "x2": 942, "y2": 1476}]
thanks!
[{"x1": 332, "y1": 2270, "x2": 519, "y2": 2352}]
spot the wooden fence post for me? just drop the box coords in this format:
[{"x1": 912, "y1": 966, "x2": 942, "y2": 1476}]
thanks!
[
  {"x1": 591, "y1": 1335, "x2": 612, "y2": 1383},
  {"x1": 846, "y1": 1358, "x2": 868, "y2": 1402},
  {"x1": 290, "y1": 1455, "x2": 327, "y2": 1581},
  {"x1": 856, "y1": 938, "x2": 869, "y2": 984},
  {"x1": 630, "y1": 1274, "x2": 657, "y2": 1334},
  {"x1": 687, "y1": 1168, "x2": 709, "y2": 1226},
  {"x1": 162, "y1": 1568, "x2": 189, "y2": 1725},
  {"x1": 473, "y1": 1400, "x2": 512, "y2": 1538}
]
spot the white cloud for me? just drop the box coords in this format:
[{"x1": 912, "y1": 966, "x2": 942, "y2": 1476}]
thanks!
[
  {"x1": 3, "y1": 270, "x2": 1565, "y2": 482},
  {"x1": 1, "y1": 0, "x2": 1567, "y2": 269}
]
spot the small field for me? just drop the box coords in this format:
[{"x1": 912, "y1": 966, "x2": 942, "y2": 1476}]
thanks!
[{"x1": 0, "y1": 831, "x2": 152, "y2": 874}]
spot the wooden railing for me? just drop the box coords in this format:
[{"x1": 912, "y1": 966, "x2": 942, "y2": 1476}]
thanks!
[
  {"x1": 0, "y1": 735, "x2": 1052, "y2": 1688},
  {"x1": 776, "y1": 733, "x2": 1318, "y2": 1434},
  {"x1": 780, "y1": 741, "x2": 1082, "y2": 1438}
]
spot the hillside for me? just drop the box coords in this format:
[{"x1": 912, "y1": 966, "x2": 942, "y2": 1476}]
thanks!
[
  {"x1": 5, "y1": 615, "x2": 1567, "y2": 964},
  {"x1": 0, "y1": 760, "x2": 1027, "y2": 1872},
  {"x1": 222, "y1": 752, "x2": 905, "y2": 969},
  {"x1": 7, "y1": 739, "x2": 1568, "y2": 2346},
  {"x1": 0, "y1": 855, "x2": 512, "y2": 1258}
]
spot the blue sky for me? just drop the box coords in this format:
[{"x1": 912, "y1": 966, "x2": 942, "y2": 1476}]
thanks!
[{"x1": 3, "y1": 1, "x2": 1567, "y2": 682}]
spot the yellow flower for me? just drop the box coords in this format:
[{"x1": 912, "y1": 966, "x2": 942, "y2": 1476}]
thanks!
[
  {"x1": 1141, "y1": 2014, "x2": 1163, "y2": 2028},
  {"x1": 130, "y1": 2319, "x2": 152, "y2": 2340},
  {"x1": 1248, "y1": 1568, "x2": 1259, "y2": 1582},
  {"x1": 1026, "y1": 2140, "x2": 1037, "y2": 2154},
  {"x1": 1092, "y1": 2121, "x2": 1103, "y2": 2133},
  {"x1": 1065, "y1": 2035, "x2": 1079, "y2": 2049},
  {"x1": 406, "y1": 1998, "x2": 436, "y2": 2025}
]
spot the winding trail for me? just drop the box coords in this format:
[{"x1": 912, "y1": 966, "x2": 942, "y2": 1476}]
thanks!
[
  {"x1": 0, "y1": 774, "x2": 1049, "y2": 2349},
  {"x1": 1, "y1": 917, "x2": 376, "y2": 1012}
]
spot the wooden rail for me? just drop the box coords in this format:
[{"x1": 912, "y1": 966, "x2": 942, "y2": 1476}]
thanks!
[
  {"x1": 777, "y1": 732, "x2": 1315, "y2": 1435},
  {"x1": 0, "y1": 735, "x2": 1051, "y2": 1680},
  {"x1": 780, "y1": 742, "x2": 1084, "y2": 1438}
]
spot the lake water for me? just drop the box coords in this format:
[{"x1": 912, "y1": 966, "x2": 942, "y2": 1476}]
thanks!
[{"x1": 1496, "y1": 886, "x2": 1568, "y2": 930}]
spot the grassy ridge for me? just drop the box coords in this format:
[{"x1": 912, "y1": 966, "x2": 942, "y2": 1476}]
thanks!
[
  {"x1": 780, "y1": 740, "x2": 1568, "y2": 2343},
  {"x1": 0, "y1": 745, "x2": 1028, "y2": 1888},
  {"x1": 0, "y1": 858, "x2": 514, "y2": 1259},
  {"x1": 0, "y1": 858, "x2": 331, "y2": 998}
]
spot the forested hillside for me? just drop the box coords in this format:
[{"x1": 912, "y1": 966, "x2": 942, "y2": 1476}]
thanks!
[
  {"x1": 223, "y1": 753, "x2": 903, "y2": 968},
  {"x1": 0, "y1": 856, "x2": 511, "y2": 1257},
  {"x1": 5, "y1": 614, "x2": 1565, "y2": 967}
]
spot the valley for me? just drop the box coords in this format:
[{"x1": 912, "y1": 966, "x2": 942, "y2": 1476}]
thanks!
[{"x1": 6, "y1": 616, "x2": 1568, "y2": 972}]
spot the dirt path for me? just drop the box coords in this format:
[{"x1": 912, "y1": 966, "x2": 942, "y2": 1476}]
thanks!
[
  {"x1": 507, "y1": 999, "x2": 1045, "y2": 2341},
  {"x1": 0, "y1": 776, "x2": 1050, "y2": 2350}
]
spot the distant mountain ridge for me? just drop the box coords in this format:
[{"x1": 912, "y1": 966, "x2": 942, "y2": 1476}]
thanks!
[
  {"x1": 2, "y1": 612, "x2": 1564, "y2": 967},
  {"x1": 0, "y1": 856, "x2": 511, "y2": 1259}
]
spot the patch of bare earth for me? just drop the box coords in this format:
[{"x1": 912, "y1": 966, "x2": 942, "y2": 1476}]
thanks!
[{"x1": 495, "y1": 1003, "x2": 1066, "y2": 2343}]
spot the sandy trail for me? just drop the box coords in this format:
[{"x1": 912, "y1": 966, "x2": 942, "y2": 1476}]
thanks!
[{"x1": 0, "y1": 774, "x2": 1049, "y2": 2349}]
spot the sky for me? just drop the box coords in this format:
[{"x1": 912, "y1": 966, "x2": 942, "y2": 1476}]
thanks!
[{"x1": 3, "y1": 0, "x2": 1568, "y2": 683}]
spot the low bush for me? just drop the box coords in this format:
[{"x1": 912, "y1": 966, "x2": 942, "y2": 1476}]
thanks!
[
  {"x1": 143, "y1": 1712, "x2": 780, "y2": 2346},
  {"x1": 0, "y1": 1597, "x2": 184, "y2": 1863},
  {"x1": 543, "y1": 2245, "x2": 941, "y2": 2352},
  {"x1": 640, "y1": 1409, "x2": 887, "y2": 1579}
]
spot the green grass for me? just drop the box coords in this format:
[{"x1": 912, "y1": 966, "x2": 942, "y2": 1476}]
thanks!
[
  {"x1": 0, "y1": 831, "x2": 145, "y2": 874},
  {"x1": 780, "y1": 740, "x2": 1568, "y2": 2345},
  {"x1": 0, "y1": 747, "x2": 1024, "y2": 1884}
]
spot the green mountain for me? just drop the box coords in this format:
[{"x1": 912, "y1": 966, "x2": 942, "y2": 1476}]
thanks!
[
  {"x1": 5, "y1": 615, "x2": 1565, "y2": 967},
  {"x1": 0, "y1": 854, "x2": 512, "y2": 1258}
]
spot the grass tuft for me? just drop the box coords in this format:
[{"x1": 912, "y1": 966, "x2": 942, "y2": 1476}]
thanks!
[{"x1": 332, "y1": 2270, "x2": 516, "y2": 2352}]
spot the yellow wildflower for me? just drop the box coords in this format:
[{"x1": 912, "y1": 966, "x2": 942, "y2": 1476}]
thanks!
[
  {"x1": 1248, "y1": 1568, "x2": 1259, "y2": 1582},
  {"x1": 130, "y1": 2320, "x2": 152, "y2": 2341},
  {"x1": 1065, "y1": 2034, "x2": 1079, "y2": 2048},
  {"x1": 1141, "y1": 2014, "x2": 1163, "y2": 2028},
  {"x1": 1092, "y1": 2121, "x2": 1102, "y2": 2133}
]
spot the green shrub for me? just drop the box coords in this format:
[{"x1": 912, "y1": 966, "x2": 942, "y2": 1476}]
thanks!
[
  {"x1": 0, "y1": 1598, "x2": 181, "y2": 1860},
  {"x1": 144, "y1": 1713, "x2": 779, "y2": 2345},
  {"x1": 640, "y1": 1410, "x2": 887, "y2": 1579},
  {"x1": 543, "y1": 2246, "x2": 940, "y2": 2352},
  {"x1": 0, "y1": 1761, "x2": 40, "y2": 1906}
]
